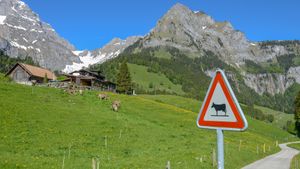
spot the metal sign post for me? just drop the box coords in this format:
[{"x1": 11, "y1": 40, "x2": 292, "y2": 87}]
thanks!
[{"x1": 217, "y1": 129, "x2": 224, "y2": 169}]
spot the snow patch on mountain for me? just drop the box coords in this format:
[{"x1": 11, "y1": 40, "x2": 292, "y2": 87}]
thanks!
[
  {"x1": 5, "y1": 23, "x2": 27, "y2": 30},
  {"x1": 22, "y1": 37, "x2": 28, "y2": 42},
  {"x1": 63, "y1": 50, "x2": 121, "y2": 73},
  {"x1": 63, "y1": 36, "x2": 141, "y2": 73},
  {"x1": 10, "y1": 41, "x2": 27, "y2": 50},
  {"x1": 72, "y1": 50, "x2": 84, "y2": 56},
  {"x1": 0, "y1": 15, "x2": 7, "y2": 24},
  {"x1": 19, "y1": 13, "x2": 37, "y2": 22}
]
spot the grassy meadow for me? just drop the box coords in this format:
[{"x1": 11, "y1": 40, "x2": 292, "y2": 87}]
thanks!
[
  {"x1": 0, "y1": 77, "x2": 298, "y2": 169},
  {"x1": 254, "y1": 105, "x2": 294, "y2": 129},
  {"x1": 128, "y1": 63, "x2": 185, "y2": 95}
]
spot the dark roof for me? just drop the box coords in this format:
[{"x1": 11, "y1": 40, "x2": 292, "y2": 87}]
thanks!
[
  {"x1": 6, "y1": 63, "x2": 57, "y2": 80},
  {"x1": 65, "y1": 74, "x2": 96, "y2": 80},
  {"x1": 70, "y1": 69, "x2": 105, "y2": 79}
]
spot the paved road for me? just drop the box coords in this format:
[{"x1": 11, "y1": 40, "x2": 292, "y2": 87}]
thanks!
[{"x1": 242, "y1": 141, "x2": 300, "y2": 169}]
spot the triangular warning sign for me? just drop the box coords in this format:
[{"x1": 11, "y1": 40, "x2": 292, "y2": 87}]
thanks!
[{"x1": 197, "y1": 69, "x2": 248, "y2": 131}]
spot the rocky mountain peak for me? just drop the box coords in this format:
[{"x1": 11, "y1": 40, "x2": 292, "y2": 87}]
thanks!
[
  {"x1": 141, "y1": 3, "x2": 291, "y2": 66},
  {"x1": 157, "y1": 3, "x2": 216, "y2": 31},
  {"x1": 0, "y1": 0, "x2": 79, "y2": 70},
  {"x1": 166, "y1": 3, "x2": 191, "y2": 16}
]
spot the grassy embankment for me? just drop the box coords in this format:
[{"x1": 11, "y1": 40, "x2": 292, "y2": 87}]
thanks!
[{"x1": 288, "y1": 143, "x2": 300, "y2": 169}]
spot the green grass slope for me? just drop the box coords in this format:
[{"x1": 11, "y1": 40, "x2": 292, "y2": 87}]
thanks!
[
  {"x1": 0, "y1": 80, "x2": 297, "y2": 169},
  {"x1": 141, "y1": 95, "x2": 294, "y2": 130},
  {"x1": 128, "y1": 63, "x2": 185, "y2": 95},
  {"x1": 255, "y1": 105, "x2": 294, "y2": 129}
]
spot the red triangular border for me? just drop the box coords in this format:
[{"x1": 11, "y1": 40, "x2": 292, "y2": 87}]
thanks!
[{"x1": 197, "y1": 71, "x2": 245, "y2": 129}]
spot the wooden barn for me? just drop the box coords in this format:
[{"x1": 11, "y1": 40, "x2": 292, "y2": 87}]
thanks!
[
  {"x1": 5, "y1": 63, "x2": 56, "y2": 85},
  {"x1": 65, "y1": 69, "x2": 116, "y2": 92}
]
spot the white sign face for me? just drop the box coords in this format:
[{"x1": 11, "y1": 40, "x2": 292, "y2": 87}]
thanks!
[
  {"x1": 197, "y1": 69, "x2": 248, "y2": 131},
  {"x1": 203, "y1": 83, "x2": 237, "y2": 122}
]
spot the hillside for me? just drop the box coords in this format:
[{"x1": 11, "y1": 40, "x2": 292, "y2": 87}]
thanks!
[
  {"x1": 128, "y1": 63, "x2": 184, "y2": 95},
  {"x1": 141, "y1": 95, "x2": 295, "y2": 131},
  {"x1": 0, "y1": 77, "x2": 297, "y2": 169}
]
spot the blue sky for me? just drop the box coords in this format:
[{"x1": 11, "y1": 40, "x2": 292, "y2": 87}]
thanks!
[{"x1": 23, "y1": 0, "x2": 300, "y2": 50}]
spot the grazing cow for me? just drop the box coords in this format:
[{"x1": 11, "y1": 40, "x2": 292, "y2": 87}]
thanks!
[
  {"x1": 112, "y1": 100, "x2": 121, "y2": 112},
  {"x1": 98, "y1": 93, "x2": 109, "y2": 100},
  {"x1": 67, "y1": 89, "x2": 76, "y2": 95},
  {"x1": 211, "y1": 103, "x2": 226, "y2": 116}
]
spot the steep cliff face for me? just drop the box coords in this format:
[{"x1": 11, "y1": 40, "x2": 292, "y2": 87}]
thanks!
[
  {"x1": 0, "y1": 0, "x2": 80, "y2": 70},
  {"x1": 288, "y1": 66, "x2": 300, "y2": 84},
  {"x1": 243, "y1": 74, "x2": 295, "y2": 95},
  {"x1": 243, "y1": 41, "x2": 300, "y2": 95}
]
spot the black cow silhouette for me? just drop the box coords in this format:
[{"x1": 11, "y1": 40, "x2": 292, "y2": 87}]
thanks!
[{"x1": 211, "y1": 103, "x2": 227, "y2": 116}]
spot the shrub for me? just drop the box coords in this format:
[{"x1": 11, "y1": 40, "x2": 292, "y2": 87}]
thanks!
[
  {"x1": 266, "y1": 114, "x2": 274, "y2": 123},
  {"x1": 149, "y1": 82, "x2": 154, "y2": 89}
]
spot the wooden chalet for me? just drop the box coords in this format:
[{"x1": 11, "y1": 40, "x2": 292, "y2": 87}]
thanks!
[
  {"x1": 65, "y1": 69, "x2": 116, "y2": 92},
  {"x1": 5, "y1": 63, "x2": 56, "y2": 85}
]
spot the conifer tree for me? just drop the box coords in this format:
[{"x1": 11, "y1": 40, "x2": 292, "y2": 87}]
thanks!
[
  {"x1": 116, "y1": 61, "x2": 132, "y2": 94},
  {"x1": 294, "y1": 91, "x2": 300, "y2": 136}
]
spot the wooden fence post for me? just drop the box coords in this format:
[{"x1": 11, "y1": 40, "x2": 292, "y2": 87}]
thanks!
[
  {"x1": 166, "y1": 161, "x2": 171, "y2": 169},
  {"x1": 119, "y1": 130, "x2": 122, "y2": 139},
  {"x1": 97, "y1": 158, "x2": 100, "y2": 169},
  {"x1": 62, "y1": 151, "x2": 66, "y2": 169},
  {"x1": 68, "y1": 144, "x2": 71, "y2": 159},
  {"x1": 92, "y1": 158, "x2": 96, "y2": 169},
  {"x1": 105, "y1": 136, "x2": 107, "y2": 148}
]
